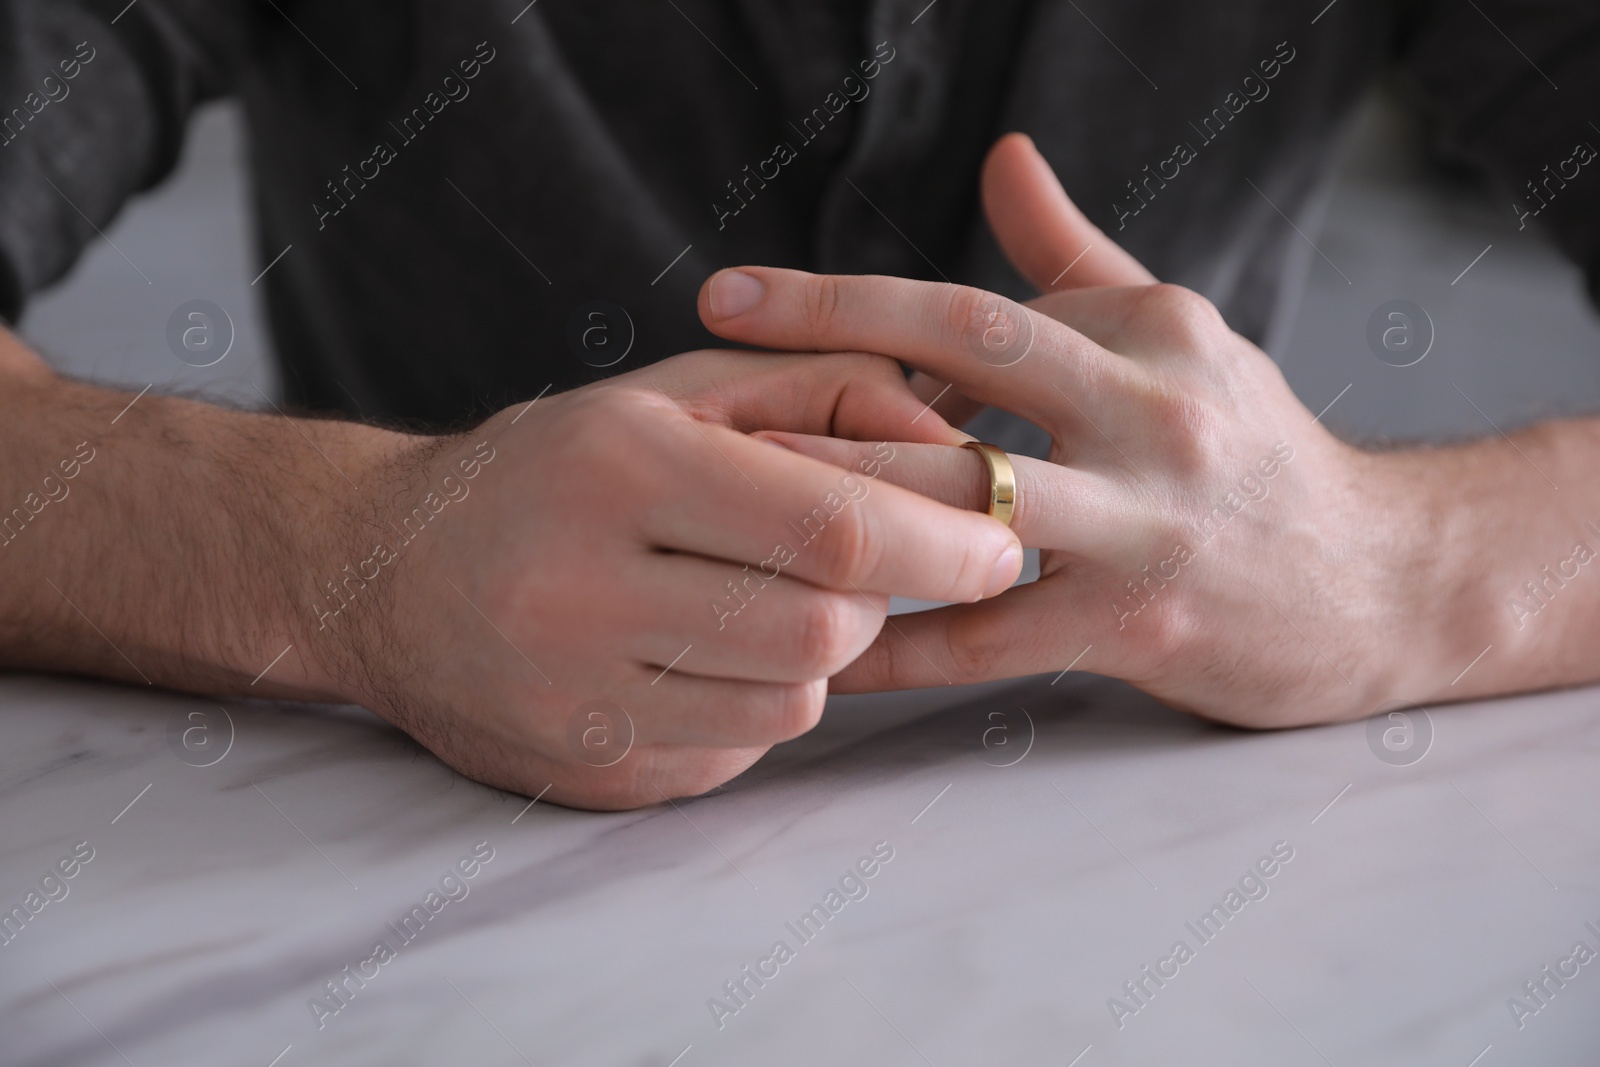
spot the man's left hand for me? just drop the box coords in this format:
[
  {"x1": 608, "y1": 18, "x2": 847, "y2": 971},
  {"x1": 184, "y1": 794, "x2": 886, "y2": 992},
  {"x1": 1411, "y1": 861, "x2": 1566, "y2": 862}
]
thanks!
[{"x1": 693, "y1": 134, "x2": 1478, "y2": 729}]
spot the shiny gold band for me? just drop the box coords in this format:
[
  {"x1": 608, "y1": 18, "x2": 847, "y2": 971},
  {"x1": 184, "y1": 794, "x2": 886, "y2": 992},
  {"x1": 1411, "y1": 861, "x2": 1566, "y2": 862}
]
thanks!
[{"x1": 960, "y1": 441, "x2": 1016, "y2": 527}]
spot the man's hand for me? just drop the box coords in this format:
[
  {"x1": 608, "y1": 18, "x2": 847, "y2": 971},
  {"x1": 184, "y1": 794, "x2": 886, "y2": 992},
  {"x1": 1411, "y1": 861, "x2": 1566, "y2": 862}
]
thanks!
[
  {"x1": 342, "y1": 350, "x2": 1022, "y2": 809},
  {"x1": 0, "y1": 334, "x2": 1021, "y2": 810},
  {"x1": 694, "y1": 135, "x2": 1539, "y2": 729}
]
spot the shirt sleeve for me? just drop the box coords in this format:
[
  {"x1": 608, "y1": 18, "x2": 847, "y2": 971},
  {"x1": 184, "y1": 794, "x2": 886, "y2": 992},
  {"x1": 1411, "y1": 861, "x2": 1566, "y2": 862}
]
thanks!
[
  {"x1": 0, "y1": 0, "x2": 245, "y2": 320},
  {"x1": 1397, "y1": 0, "x2": 1600, "y2": 307}
]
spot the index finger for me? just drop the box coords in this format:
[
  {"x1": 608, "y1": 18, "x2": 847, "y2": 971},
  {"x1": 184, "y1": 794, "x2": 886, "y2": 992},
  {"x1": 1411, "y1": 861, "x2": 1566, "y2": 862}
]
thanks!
[{"x1": 697, "y1": 267, "x2": 1132, "y2": 422}]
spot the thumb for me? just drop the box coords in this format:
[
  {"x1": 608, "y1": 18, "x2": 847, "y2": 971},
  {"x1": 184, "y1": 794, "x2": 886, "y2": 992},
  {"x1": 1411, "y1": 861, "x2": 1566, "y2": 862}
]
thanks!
[{"x1": 982, "y1": 132, "x2": 1156, "y2": 292}]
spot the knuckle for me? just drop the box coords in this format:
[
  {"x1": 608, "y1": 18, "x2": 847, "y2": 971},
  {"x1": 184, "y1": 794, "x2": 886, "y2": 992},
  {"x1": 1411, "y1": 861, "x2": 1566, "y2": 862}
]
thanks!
[
  {"x1": 791, "y1": 593, "x2": 860, "y2": 677},
  {"x1": 845, "y1": 625, "x2": 901, "y2": 688},
  {"x1": 806, "y1": 507, "x2": 879, "y2": 585},
  {"x1": 803, "y1": 274, "x2": 843, "y2": 336},
  {"x1": 561, "y1": 386, "x2": 652, "y2": 446},
  {"x1": 939, "y1": 285, "x2": 1000, "y2": 352},
  {"x1": 1130, "y1": 593, "x2": 1197, "y2": 667},
  {"x1": 1146, "y1": 388, "x2": 1222, "y2": 474},
  {"x1": 580, "y1": 382, "x2": 645, "y2": 417},
  {"x1": 1140, "y1": 284, "x2": 1223, "y2": 348},
  {"x1": 766, "y1": 681, "x2": 828, "y2": 742},
  {"x1": 552, "y1": 389, "x2": 663, "y2": 487},
  {"x1": 943, "y1": 608, "x2": 1006, "y2": 684}
]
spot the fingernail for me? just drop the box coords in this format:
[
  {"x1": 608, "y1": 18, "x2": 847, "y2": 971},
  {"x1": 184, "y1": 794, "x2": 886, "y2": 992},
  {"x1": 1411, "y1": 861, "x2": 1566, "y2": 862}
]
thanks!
[
  {"x1": 710, "y1": 270, "x2": 764, "y2": 319},
  {"x1": 984, "y1": 543, "x2": 1022, "y2": 598}
]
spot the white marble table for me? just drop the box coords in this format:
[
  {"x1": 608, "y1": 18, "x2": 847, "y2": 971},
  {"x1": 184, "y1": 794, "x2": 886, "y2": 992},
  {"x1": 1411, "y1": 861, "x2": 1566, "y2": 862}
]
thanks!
[{"x1": 3, "y1": 668, "x2": 1597, "y2": 1066}]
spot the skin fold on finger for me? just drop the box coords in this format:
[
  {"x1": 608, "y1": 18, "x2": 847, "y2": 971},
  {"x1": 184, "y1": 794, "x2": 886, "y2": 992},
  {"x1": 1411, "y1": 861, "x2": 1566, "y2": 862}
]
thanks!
[
  {"x1": 757, "y1": 431, "x2": 1132, "y2": 555},
  {"x1": 639, "y1": 415, "x2": 1023, "y2": 603},
  {"x1": 981, "y1": 132, "x2": 1157, "y2": 291},
  {"x1": 624, "y1": 551, "x2": 888, "y2": 684},
  {"x1": 697, "y1": 266, "x2": 1138, "y2": 425}
]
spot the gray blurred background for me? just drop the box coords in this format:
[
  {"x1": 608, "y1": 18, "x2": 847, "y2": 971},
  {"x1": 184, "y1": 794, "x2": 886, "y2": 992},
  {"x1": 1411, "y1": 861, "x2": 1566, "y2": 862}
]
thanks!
[{"x1": 18, "y1": 92, "x2": 1600, "y2": 438}]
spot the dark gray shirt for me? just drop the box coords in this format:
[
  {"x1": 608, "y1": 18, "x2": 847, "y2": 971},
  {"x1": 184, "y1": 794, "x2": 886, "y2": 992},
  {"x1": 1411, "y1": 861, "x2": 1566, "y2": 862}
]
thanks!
[{"x1": 2, "y1": 0, "x2": 1597, "y2": 426}]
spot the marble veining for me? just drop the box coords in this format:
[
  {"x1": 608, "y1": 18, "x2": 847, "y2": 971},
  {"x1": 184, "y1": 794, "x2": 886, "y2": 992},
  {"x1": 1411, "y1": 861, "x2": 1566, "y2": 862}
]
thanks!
[{"x1": 2, "y1": 671, "x2": 1598, "y2": 1065}]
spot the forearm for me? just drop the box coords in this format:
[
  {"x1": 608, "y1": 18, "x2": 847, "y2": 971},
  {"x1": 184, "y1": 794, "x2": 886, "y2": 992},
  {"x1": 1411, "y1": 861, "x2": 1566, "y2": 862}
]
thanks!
[
  {"x1": 0, "y1": 328, "x2": 418, "y2": 703},
  {"x1": 1387, "y1": 416, "x2": 1600, "y2": 703}
]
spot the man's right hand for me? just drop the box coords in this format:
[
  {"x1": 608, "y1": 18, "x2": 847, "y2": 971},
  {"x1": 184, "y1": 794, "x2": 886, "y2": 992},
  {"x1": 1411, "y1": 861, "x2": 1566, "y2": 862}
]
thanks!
[
  {"x1": 0, "y1": 332, "x2": 1021, "y2": 810},
  {"x1": 343, "y1": 348, "x2": 1025, "y2": 809}
]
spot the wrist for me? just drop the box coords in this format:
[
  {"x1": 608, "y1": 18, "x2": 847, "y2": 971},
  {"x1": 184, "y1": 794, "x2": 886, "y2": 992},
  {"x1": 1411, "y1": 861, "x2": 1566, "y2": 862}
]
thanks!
[
  {"x1": 238, "y1": 419, "x2": 434, "y2": 708},
  {"x1": 1356, "y1": 440, "x2": 1519, "y2": 706},
  {"x1": 0, "y1": 346, "x2": 437, "y2": 710}
]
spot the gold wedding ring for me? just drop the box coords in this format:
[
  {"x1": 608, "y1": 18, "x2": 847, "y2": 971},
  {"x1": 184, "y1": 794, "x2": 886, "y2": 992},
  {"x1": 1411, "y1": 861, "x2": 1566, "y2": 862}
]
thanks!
[{"x1": 960, "y1": 441, "x2": 1016, "y2": 527}]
